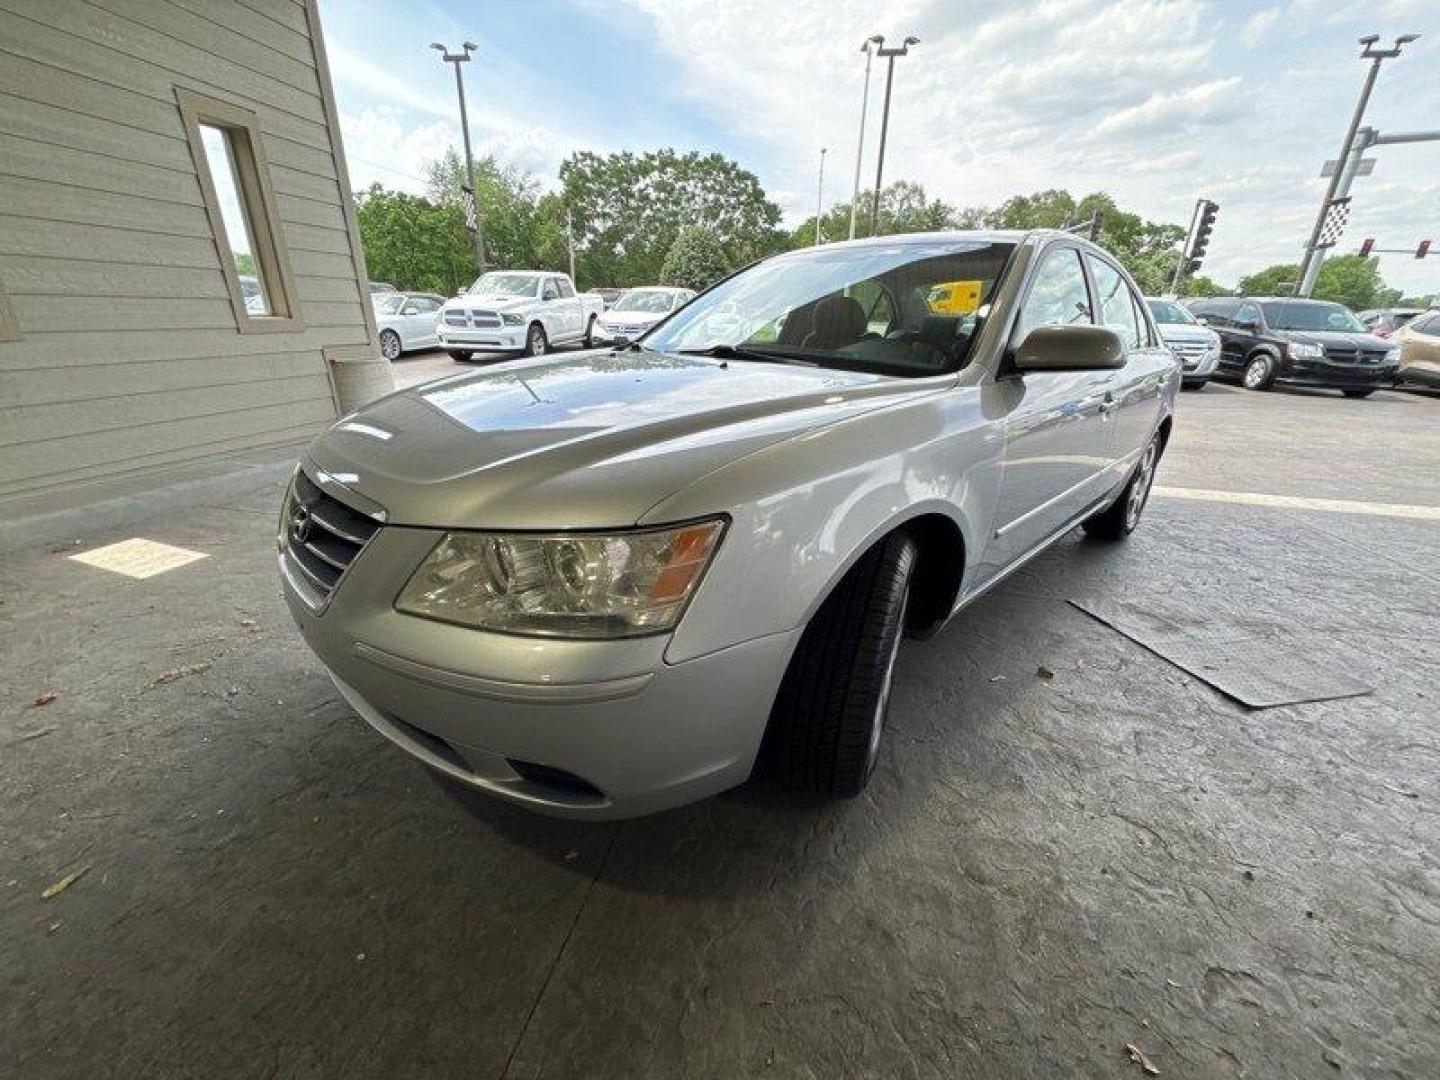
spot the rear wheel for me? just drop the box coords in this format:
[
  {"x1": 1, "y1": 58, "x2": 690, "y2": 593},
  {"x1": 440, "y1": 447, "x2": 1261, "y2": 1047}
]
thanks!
[
  {"x1": 379, "y1": 329, "x2": 402, "y2": 361},
  {"x1": 583, "y1": 315, "x2": 597, "y2": 348},
  {"x1": 1342, "y1": 388, "x2": 1374, "y2": 399},
  {"x1": 446, "y1": 350, "x2": 474, "y2": 363},
  {"x1": 1242, "y1": 353, "x2": 1276, "y2": 391},
  {"x1": 764, "y1": 532, "x2": 917, "y2": 798},
  {"x1": 523, "y1": 322, "x2": 548, "y2": 357},
  {"x1": 1083, "y1": 433, "x2": 1160, "y2": 541}
]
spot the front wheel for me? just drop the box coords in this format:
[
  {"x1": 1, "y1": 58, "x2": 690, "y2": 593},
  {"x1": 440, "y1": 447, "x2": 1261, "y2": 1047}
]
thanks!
[
  {"x1": 379, "y1": 329, "x2": 402, "y2": 361},
  {"x1": 1342, "y1": 389, "x2": 1374, "y2": 399},
  {"x1": 446, "y1": 350, "x2": 474, "y2": 363},
  {"x1": 763, "y1": 532, "x2": 916, "y2": 798},
  {"x1": 523, "y1": 322, "x2": 548, "y2": 357},
  {"x1": 1242, "y1": 354, "x2": 1276, "y2": 391},
  {"x1": 1083, "y1": 433, "x2": 1160, "y2": 541}
]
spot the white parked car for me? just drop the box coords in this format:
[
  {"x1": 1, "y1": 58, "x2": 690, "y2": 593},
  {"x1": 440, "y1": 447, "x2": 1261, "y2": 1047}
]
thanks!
[
  {"x1": 1145, "y1": 297, "x2": 1220, "y2": 389},
  {"x1": 592, "y1": 286, "x2": 696, "y2": 344},
  {"x1": 437, "y1": 271, "x2": 604, "y2": 361},
  {"x1": 374, "y1": 292, "x2": 445, "y2": 360}
]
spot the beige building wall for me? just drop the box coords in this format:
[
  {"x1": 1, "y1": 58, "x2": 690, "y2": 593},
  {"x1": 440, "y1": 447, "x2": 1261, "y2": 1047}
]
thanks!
[{"x1": 0, "y1": 0, "x2": 392, "y2": 516}]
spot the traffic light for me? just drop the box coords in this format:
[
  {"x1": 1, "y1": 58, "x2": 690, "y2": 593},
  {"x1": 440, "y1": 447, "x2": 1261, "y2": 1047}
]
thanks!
[
  {"x1": 1419, "y1": 240, "x2": 1432, "y2": 259},
  {"x1": 1359, "y1": 238, "x2": 1375, "y2": 257},
  {"x1": 1190, "y1": 199, "x2": 1218, "y2": 263}
]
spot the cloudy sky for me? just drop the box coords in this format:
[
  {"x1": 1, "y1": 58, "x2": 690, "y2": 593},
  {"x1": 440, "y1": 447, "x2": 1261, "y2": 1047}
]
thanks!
[{"x1": 319, "y1": 0, "x2": 1439, "y2": 295}]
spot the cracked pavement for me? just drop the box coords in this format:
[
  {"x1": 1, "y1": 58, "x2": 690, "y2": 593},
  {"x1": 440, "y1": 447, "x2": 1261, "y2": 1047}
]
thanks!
[{"x1": 3, "y1": 378, "x2": 1438, "y2": 1078}]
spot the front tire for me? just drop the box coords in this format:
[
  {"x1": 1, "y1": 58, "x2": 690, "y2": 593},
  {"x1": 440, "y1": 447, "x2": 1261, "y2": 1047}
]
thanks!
[
  {"x1": 523, "y1": 322, "x2": 548, "y2": 357},
  {"x1": 379, "y1": 329, "x2": 402, "y2": 361},
  {"x1": 1083, "y1": 433, "x2": 1160, "y2": 541},
  {"x1": 1242, "y1": 353, "x2": 1276, "y2": 391},
  {"x1": 764, "y1": 532, "x2": 916, "y2": 798},
  {"x1": 446, "y1": 350, "x2": 474, "y2": 362},
  {"x1": 1342, "y1": 389, "x2": 1374, "y2": 399}
]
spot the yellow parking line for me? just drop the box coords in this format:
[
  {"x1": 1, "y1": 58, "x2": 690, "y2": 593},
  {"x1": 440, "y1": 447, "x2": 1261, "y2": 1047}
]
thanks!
[{"x1": 1153, "y1": 486, "x2": 1440, "y2": 522}]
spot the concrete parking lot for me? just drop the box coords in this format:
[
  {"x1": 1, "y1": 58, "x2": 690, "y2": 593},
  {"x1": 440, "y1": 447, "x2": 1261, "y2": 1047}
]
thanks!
[{"x1": 4, "y1": 372, "x2": 1438, "y2": 1078}]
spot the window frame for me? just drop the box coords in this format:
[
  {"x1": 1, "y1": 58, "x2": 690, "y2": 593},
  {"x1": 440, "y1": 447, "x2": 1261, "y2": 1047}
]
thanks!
[
  {"x1": 176, "y1": 88, "x2": 302, "y2": 334},
  {"x1": 0, "y1": 277, "x2": 19, "y2": 342}
]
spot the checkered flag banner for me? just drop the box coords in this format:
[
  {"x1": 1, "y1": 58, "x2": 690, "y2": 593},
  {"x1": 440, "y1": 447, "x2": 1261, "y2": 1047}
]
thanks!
[
  {"x1": 1317, "y1": 196, "x2": 1351, "y2": 249},
  {"x1": 462, "y1": 189, "x2": 478, "y2": 233}
]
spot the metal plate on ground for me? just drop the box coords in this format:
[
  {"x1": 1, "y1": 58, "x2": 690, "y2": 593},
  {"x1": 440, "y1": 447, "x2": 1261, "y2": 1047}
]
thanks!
[
  {"x1": 68, "y1": 538, "x2": 209, "y2": 579},
  {"x1": 1069, "y1": 598, "x2": 1372, "y2": 709}
]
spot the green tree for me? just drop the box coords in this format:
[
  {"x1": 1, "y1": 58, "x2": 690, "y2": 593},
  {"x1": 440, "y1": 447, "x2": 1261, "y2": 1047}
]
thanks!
[
  {"x1": 1237, "y1": 262, "x2": 1301, "y2": 297},
  {"x1": 424, "y1": 149, "x2": 552, "y2": 272},
  {"x1": 659, "y1": 225, "x2": 731, "y2": 290},
  {"x1": 560, "y1": 149, "x2": 782, "y2": 286},
  {"x1": 1238, "y1": 256, "x2": 1401, "y2": 309},
  {"x1": 1179, "y1": 275, "x2": 1228, "y2": 298},
  {"x1": 790, "y1": 180, "x2": 959, "y2": 246},
  {"x1": 354, "y1": 184, "x2": 474, "y2": 294}
]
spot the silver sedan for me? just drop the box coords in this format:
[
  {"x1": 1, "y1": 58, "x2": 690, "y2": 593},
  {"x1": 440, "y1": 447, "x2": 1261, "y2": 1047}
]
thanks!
[{"x1": 279, "y1": 231, "x2": 1178, "y2": 819}]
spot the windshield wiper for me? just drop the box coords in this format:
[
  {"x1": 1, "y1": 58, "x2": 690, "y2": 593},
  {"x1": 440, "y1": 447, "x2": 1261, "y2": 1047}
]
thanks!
[{"x1": 675, "y1": 344, "x2": 818, "y2": 367}]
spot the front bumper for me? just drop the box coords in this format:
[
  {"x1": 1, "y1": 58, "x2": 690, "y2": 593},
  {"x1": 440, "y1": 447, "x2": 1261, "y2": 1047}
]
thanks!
[
  {"x1": 1280, "y1": 360, "x2": 1398, "y2": 389},
  {"x1": 437, "y1": 326, "x2": 525, "y2": 351},
  {"x1": 590, "y1": 323, "x2": 650, "y2": 345},
  {"x1": 281, "y1": 513, "x2": 799, "y2": 819}
]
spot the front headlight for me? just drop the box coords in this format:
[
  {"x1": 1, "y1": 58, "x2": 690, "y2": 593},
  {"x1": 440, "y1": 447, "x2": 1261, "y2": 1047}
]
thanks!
[
  {"x1": 1288, "y1": 342, "x2": 1324, "y2": 360},
  {"x1": 501, "y1": 313, "x2": 525, "y2": 326},
  {"x1": 395, "y1": 519, "x2": 726, "y2": 638}
]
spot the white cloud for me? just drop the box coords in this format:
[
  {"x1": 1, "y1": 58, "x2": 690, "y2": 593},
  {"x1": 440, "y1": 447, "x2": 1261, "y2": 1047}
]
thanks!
[
  {"x1": 1240, "y1": 7, "x2": 1280, "y2": 49},
  {"x1": 1094, "y1": 78, "x2": 1245, "y2": 137}
]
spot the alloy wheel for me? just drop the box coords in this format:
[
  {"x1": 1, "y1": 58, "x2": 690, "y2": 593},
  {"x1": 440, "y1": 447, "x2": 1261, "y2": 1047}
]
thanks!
[
  {"x1": 1126, "y1": 438, "x2": 1159, "y2": 530},
  {"x1": 529, "y1": 326, "x2": 546, "y2": 355},
  {"x1": 1243, "y1": 357, "x2": 1269, "y2": 389},
  {"x1": 864, "y1": 586, "x2": 909, "y2": 779},
  {"x1": 380, "y1": 331, "x2": 400, "y2": 361}
]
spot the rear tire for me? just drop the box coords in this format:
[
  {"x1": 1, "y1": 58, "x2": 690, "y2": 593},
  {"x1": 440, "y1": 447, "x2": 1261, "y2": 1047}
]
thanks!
[
  {"x1": 764, "y1": 532, "x2": 917, "y2": 798},
  {"x1": 523, "y1": 322, "x2": 548, "y2": 357},
  {"x1": 379, "y1": 329, "x2": 402, "y2": 361},
  {"x1": 1083, "y1": 433, "x2": 1160, "y2": 541},
  {"x1": 1242, "y1": 353, "x2": 1276, "y2": 391},
  {"x1": 446, "y1": 350, "x2": 474, "y2": 362},
  {"x1": 583, "y1": 315, "x2": 597, "y2": 349},
  {"x1": 1342, "y1": 389, "x2": 1374, "y2": 399}
]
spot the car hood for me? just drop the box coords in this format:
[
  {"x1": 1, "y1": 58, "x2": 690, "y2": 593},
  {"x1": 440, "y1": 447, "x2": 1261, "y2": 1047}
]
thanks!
[
  {"x1": 443, "y1": 293, "x2": 537, "y2": 311},
  {"x1": 1156, "y1": 323, "x2": 1216, "y2": 342},
  {"x1": 599, "y1": 310, "x2": 667, "y2": 326},
  {"x1": 307, "y1": 349, "x2": 937, "y2": 529}
]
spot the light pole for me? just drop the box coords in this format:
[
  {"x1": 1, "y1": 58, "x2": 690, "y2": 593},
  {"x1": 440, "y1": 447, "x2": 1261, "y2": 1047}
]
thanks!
[
  {"x1": 869, "y1": 36, "x2": 919, "y2": 237},
  {"x1": 1296, "y1": 33, "x2": 1418, "y2": 297},
  {"x1": 848, "y1": 35, "x2": 883, "y2": 240},
  {"x1": 431, "y1": 41, "x2": 487, "y2": 274},
  {"x1": 815, "y1": 147, "x2": 828, "y2": 246}
]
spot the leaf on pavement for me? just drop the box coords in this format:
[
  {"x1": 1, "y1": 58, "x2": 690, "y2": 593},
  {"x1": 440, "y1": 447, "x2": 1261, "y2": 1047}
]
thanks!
[
  {"x1": 1125, "y1": 1043, "x2": 1161, "y2": 1075},
  {"x1": 154, "y1": 662, "x2": 211, "y2": 685},
  {"x1": 41, "y1": 865, "x2": 90, "y2": 900},
  {"x1": 31, "y1": 692, "x2": 57, "y2": 707}
]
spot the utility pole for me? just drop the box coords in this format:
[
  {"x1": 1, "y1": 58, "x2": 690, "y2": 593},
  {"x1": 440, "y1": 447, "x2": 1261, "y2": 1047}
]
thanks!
[
  {"x1": 814, "y1": 147, "x2": 827, "y2": 246},
  {"x1": 1296, "y1": 34, "x2": 1418, "y2": 297},
  {"x1": 869, "y1": 36, "x2": 920, "y2": 237},
  {"x1": 848, "y1": 36, "x2": 883, "y2": 241},
  {"x1": 431, "y1": 41, "x2": 487, "y2": 274},
  {"x1": 565, "y1": 208, "x2": 576, "y2": 284}
]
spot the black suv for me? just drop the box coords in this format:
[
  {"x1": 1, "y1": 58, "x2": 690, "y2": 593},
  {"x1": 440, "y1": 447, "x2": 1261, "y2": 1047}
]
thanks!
[{"x1": 1183, "y1": 296, "x2": 1400, "y2": 398}]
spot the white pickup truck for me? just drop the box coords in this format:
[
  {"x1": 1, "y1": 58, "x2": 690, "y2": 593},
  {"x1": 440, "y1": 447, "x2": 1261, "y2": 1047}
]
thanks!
[{"x1": 436, "y1": 271, "x2": 604, "y2": 360}]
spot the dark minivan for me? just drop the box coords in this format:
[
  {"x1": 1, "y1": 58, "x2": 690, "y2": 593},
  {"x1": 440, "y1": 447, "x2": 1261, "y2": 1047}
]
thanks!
[{"x1": 1184, "y1": 296, "x2": 1400, "y2": 398}]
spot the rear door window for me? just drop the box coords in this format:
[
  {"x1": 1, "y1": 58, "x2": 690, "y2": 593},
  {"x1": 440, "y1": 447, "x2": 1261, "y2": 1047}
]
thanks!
[
  {"x1": 1016, "y1": 247, "x2": 1093, "y2": 342},
  {"x1": 1086, "y1": 256, "x2": 1142, "y2": 348}
]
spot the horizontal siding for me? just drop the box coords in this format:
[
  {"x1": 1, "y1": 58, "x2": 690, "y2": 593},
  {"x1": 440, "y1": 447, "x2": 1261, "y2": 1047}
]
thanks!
[
  {"x1": 0, "y1": 371, "x2": 334, "y2": 449},
  {"x1": 0, "y1": 398, "x2": 337, "y2": 493},
  {"x1": 0, "y1": 0, "x2": 384, "y2": 504},
  {"x1": 0, "y1": 350, "x2": 329, "y2": 407}
]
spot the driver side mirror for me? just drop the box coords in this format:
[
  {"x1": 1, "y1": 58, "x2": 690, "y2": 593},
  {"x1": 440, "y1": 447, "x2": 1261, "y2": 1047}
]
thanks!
[{"x1": 1013, "y1": 325, "x2": 1126, "y2": 372}]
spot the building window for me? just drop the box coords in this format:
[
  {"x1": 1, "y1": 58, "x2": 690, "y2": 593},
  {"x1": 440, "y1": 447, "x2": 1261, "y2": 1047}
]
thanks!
[
  {"x1": 176, "y1": 89, "x2": 301, "y2": 333},
  {"x1": 0, "y1": 277, "x2": 19, "y2": 342}
]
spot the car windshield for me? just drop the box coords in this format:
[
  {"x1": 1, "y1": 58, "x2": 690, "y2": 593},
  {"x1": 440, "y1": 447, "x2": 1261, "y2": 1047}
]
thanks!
[
  {"x1": 1259, "y1": 301, "x2": 1367, "y2": 333},
  {"x1": 613, "y1": 290, "x2": 676, "y2": 314},
  {"x1": 468, "y1": 273, "x2": 539, "y2": 298},
  {"x1": 1146, "y1": 299, "x2": 1195, "y2": 325},
  {"x1": 373, "y1": 294, "x2": 405, "y2": 315},
  {"x1": 642, "y1": 240, "x2": 1016, "y2": 376}
]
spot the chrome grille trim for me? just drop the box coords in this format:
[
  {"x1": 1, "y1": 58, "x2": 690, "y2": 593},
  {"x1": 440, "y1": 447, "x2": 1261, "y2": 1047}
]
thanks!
[{"x1": 279, "y1": 468, "x2": 383, "y2": 611}]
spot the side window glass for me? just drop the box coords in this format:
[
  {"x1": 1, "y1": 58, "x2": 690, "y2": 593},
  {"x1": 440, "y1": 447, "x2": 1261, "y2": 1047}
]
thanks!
[
  {"x1": 543, "y1": 280, "x2": 560, "y2": 301},
  {"x1": 1130, "y1": 290, "x2": 1153, "y2": 347},
  {"x1": 1016, "y1": 248, "x2": 1092, "y2": 342},
  {"x1": 557, "y1": 277, "x2": 575, "y2": 298},
  {"x1": 1236, "y1": 303, "x2": 1260, "y2": 329},
  {"x1": 1086, "y1": 257, "x2": 1142, "y2": 348}
]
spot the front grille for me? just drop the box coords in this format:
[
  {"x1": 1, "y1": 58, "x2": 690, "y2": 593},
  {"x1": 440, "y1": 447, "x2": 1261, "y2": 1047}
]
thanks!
[
  {"x1": 608, "y1": 323, "x2": 645, "y2": 336},
  {"x1": 280, "y1": 469, "x2": 382, "y2": 609},
  {"x1": 443, "y1": 311, "x2": 468, "y2": 327},
  {"x1": 468, "y1": 309, "x2": 502, "y2": 328},
  {"x1": 1322, "y1": 347, "x2": 1389, "y2": 365},
  {"x1": 1167, "y1": 340, "x2": 1210, "y2": 358}
]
